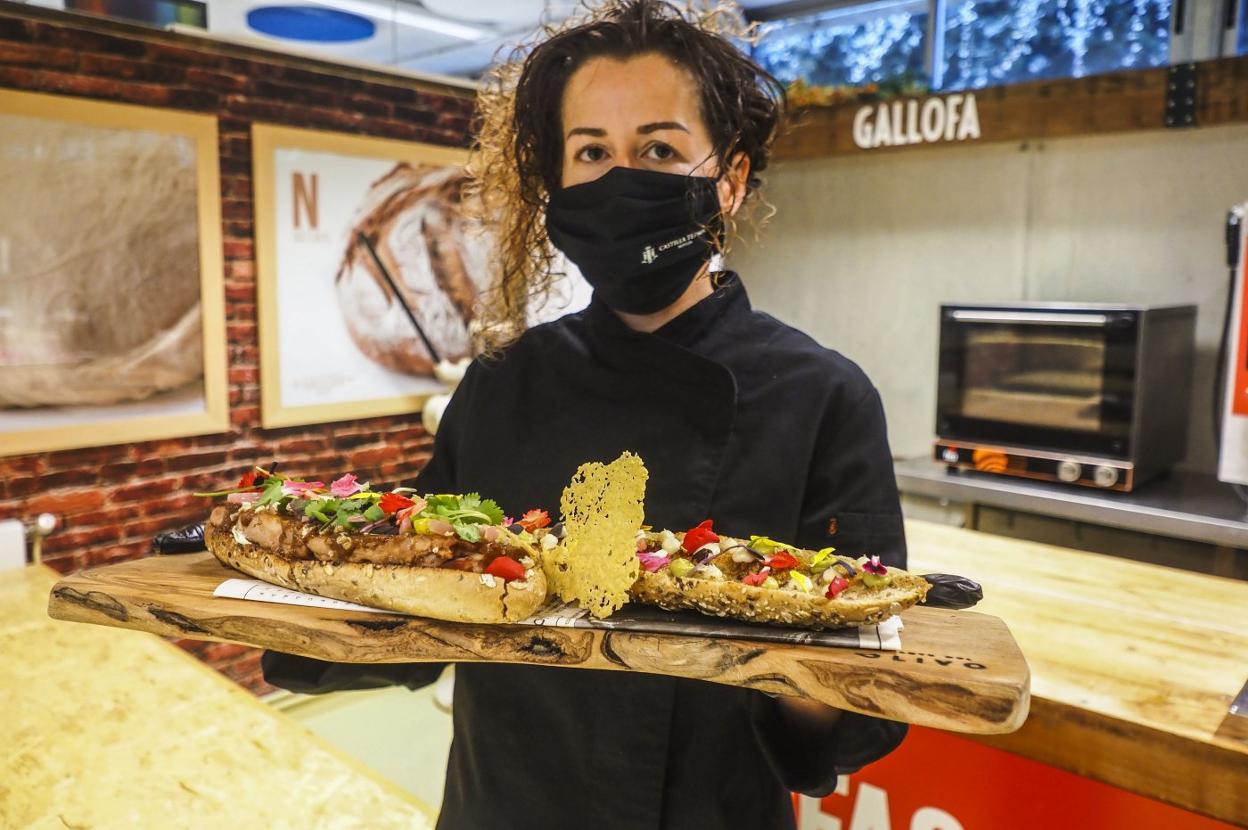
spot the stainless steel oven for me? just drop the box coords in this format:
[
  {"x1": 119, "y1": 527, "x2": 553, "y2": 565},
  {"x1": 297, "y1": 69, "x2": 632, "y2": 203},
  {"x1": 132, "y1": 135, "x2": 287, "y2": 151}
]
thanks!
[{"x1": 935, "y1": 303, "x2": 1197, "y2": 491}]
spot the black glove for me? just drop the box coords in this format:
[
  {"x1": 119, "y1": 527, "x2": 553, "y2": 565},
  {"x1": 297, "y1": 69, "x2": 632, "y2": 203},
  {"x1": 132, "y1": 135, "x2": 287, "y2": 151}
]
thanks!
[
  {"x1": 919, "y1": 573, "x2": 983, "y2": 610},
  {"x1": 153, "y1": 522, "x2": 206, "y2": 554}
]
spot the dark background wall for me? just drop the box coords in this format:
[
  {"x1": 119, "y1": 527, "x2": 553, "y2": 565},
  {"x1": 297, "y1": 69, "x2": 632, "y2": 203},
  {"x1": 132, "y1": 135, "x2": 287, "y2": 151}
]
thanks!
[{"x1": 0, "y1": 5, "x2": 476, "y2": 693}]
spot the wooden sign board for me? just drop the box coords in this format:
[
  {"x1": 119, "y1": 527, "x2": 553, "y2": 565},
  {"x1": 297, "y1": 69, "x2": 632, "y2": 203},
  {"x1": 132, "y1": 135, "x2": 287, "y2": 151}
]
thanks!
[
  {"x1": 47, "y1": 553, "x2": 1030, "y2": 735},
  {"x1": 774, "y1": 54, "x2": 1248, "y2": 161}
]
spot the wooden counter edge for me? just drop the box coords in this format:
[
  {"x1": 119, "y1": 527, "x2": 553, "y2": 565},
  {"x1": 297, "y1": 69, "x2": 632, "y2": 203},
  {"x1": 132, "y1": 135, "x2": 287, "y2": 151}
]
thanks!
[{"x1": 968, "y1": 697, "x2": 1248, "y2": 827}]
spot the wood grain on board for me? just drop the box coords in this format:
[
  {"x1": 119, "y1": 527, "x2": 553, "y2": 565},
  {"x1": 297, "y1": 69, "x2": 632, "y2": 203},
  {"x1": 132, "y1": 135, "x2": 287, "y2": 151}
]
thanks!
[
  {"x1": 774, "y1": 54, "x2": 1248, "y2": 161},
  {"x1": 46, "y1": 551, "x2": 1029, "y2": 735},
  {"x1": 907, "y1": 519, "x2": 1248, "y2": 827}
]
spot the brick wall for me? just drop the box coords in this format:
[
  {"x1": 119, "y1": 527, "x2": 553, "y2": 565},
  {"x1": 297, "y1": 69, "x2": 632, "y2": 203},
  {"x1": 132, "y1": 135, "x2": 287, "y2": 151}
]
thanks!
[{"x1": 0, "y1": 7, "x2": 476, "y2": 693}]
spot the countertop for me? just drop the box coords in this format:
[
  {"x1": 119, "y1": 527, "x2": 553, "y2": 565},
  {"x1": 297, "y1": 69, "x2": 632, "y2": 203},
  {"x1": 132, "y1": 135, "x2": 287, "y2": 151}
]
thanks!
[
  {"x1": 908, "y1": 518, "x2": 1248, "y2": 826},
  {"x1": 1, "y1": 564, "x2": 435, "y2": 830},
  {"x1": 897, "y1": 456, "x2": 1248, "y2": 549}
]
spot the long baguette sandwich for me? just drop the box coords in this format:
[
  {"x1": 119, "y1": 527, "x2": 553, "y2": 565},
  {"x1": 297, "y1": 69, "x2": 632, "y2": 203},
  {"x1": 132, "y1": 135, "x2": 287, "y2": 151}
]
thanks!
[
  {"x1": 625, "y1": 521, "x2": 929, "y2": 628},
  {"x1": 201, "y1": 470, "x2": 547, "y2": 623}
]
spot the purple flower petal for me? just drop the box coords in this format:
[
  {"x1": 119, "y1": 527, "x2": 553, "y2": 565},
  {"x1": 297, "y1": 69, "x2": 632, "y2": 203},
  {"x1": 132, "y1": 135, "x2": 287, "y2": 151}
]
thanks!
[{"x1": 637, "y1": 551, "x2": 670, "y2": 573}]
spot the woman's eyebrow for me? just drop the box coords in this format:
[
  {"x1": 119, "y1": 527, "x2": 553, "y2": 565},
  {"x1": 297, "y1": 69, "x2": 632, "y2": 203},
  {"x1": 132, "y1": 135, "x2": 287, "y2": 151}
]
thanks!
[
  {"x1": 637, "y1": 121, "x2": 688, "y2": 134},
  {"x1": 566, "y1": 126, "x2": 607, "y2": 138}
]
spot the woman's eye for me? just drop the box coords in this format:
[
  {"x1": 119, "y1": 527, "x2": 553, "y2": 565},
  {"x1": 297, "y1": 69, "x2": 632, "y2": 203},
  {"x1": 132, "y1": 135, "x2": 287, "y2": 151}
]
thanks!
[
  {"x1": 576, "y1": 145, "x2": 608, "y2": 163},
  {"x1": 643, "y1": 143, "x2": 677, "y2": 161}
]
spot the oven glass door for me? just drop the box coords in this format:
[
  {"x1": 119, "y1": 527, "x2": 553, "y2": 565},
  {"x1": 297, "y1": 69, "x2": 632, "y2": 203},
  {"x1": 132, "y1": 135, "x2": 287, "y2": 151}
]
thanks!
[{"x1": 936, "y1": 309, "x2": 1137, "y2": 458}]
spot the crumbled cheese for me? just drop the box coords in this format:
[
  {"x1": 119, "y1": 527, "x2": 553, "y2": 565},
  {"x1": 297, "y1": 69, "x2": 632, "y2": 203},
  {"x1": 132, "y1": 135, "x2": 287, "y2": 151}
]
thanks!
[
  {"x1": 541, "y1": 533, "x2": 559, "y2": 551},
  {"x1": 694, "y1": 564, "x2": 724, "y2": 581},
  {"x1": 231, "y1": 526, "x2": 251, "y2": 546},
  {"x1": 479, "y1": 573, "x2": 498, "y2": 589},
  {"x1": 659, "y1": 530, "x2": 681, "y2": 555}
]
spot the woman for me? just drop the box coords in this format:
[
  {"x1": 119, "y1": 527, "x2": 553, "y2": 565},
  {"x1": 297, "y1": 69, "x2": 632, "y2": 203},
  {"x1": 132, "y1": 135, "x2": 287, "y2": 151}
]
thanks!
[{"x1": 264, "y1": 3, "x2": 909, "y2": 827}]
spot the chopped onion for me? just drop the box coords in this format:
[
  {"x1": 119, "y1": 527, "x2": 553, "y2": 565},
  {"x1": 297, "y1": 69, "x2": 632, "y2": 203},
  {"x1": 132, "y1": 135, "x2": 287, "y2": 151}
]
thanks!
[
  {"x1": 480, "y1": 525, "x2": 501, "y2": 542},
  {"x1": 427, "y1": 518, "x2": 454, "y2": 535},
  {"x1": 227, "y1": 491, "x2": 261, "y2": 504}
]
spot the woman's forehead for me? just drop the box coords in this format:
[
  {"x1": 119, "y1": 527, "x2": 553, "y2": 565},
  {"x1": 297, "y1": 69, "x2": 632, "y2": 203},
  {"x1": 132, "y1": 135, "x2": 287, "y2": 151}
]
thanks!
[{"x1": 561, "y1": 54, "x2": 703, "y2": 135}]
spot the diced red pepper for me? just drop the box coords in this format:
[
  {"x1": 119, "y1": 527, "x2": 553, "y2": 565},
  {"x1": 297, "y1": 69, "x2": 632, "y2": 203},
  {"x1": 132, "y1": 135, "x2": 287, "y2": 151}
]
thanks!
[
  {"x1": 741, "y1": 568, "x2": 771, "y2": 587},
  {"x1": 485, "y1": 556, "x2": 526, "y2": 582},
  {"x1": 518, "y1": 508, "x2": 551, "y2": 532},
  {"x1": 681, "y1": 519, "x2": 720, "y2": 553},
  {"x1": 825, "y1": 576, "x2": 849, "y2": 599},
  {"x1": 379, "y1": 492, "x2": 416, "y2": 514},
  {"x1": 764, "y1": 551, "x2": 799, "y2": 571}
]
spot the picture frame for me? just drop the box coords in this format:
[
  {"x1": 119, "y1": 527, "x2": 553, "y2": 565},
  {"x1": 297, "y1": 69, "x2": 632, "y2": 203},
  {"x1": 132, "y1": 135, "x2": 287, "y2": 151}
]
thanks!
[
  {"x1": 251, "y1": 123, "x2": 477, "y2": 429},
  {"x1": 0, "y1": 89, "x2": 228, "y2": 457}
]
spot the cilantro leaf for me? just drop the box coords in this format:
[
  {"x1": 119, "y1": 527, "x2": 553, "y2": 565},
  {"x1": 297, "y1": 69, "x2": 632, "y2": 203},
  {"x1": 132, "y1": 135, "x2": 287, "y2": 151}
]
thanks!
[
  {"x1": 476, "y1": 497, "x2": 505, "y2": 525},
  {"x1": 256, "y1": 478, "x2": 287, "y2": 507},
  {"x1": 454, "y1": 522, "x2": 481, "y2": 543}
]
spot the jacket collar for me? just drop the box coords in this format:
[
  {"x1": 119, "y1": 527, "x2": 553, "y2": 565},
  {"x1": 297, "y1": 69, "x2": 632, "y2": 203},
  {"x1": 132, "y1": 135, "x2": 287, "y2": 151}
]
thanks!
[{"x1": 583, "y1": 272, "x2": 751, "y2": 353}]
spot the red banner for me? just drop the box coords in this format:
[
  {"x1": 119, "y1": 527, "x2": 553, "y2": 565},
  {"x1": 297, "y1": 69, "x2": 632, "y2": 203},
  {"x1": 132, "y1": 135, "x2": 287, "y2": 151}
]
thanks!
[{"x1": 795, "y1": 727, "x2": 1238, "y2": 829}]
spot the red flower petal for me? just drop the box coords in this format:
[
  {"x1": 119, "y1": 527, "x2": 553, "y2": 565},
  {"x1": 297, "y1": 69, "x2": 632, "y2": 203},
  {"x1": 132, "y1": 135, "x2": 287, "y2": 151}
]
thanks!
[
  {"x1": 764, "y1": 551, "x2": 799, "y2": 571},
  {"x1": 681, "y1": 519, "x2": 720, "y2": 553},
  {"x1": 518, "y1": 509, "x2": 551, "y2": 532},
  {"x1": 380, "y1": 492, "x2": 416, "y2": 514}
]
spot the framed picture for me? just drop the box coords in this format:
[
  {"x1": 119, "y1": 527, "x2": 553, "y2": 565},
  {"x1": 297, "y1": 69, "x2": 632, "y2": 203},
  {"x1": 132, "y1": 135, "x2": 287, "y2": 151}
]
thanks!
[
  {"x1": 252, "y1": 123, "x2": 483, "y2": 429},
  {"x1": 0, "y1": 89, "x2": 228, "y2": 457}
]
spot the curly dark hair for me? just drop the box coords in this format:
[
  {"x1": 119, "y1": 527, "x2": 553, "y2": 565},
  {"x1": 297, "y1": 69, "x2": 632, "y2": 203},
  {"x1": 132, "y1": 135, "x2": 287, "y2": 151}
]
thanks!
[{"x1": 465, "y1": 1, "x2": 786, "y2": 353}]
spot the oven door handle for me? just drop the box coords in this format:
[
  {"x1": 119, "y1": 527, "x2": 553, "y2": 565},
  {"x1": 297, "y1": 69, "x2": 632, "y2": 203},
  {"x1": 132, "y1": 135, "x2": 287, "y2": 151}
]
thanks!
[{"x1": 947, "y1": 310, "x2": 1111, "y2": 327}]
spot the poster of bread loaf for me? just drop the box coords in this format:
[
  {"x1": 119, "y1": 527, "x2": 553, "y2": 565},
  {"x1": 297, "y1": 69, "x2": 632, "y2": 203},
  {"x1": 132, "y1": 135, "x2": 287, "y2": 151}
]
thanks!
[
  {"x1": 0, "y1": 89, "x2": 228, "y2": 457},
  {"x1": 251, "y1": 124, "x2": 588, "y2": 429}
]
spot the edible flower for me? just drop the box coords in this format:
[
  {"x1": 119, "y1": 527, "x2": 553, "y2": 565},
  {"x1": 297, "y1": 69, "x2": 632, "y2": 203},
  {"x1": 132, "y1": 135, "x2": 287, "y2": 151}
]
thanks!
[
  {"x1": 763, "y1": 551, "x2": 799, "y2": 571},
  {"x1": 811, "y1": 547, "x2": 836, "y2": 567},
  {"x1": 637, "y1": 550, "x2": 671, "y2": 573},
  {"x1": 825, "y1": 576, "x2": 849, "y2": 598},
  {"x1": 281, "y1": 480, "x2": 325, "y2": 497},
  {"x1": 749, "y1": 535, "x2": 799, "y2": 556},
  {"x1": 330, "y1": 473, "x2": 363, "y2": 498},
  {"x1": 380, "y1": 492, "x2": 416, "y2": 514},
  {"x1": 518, "y1": 508, "x2": 551, "y2": 533},
  {"x1": 863, "y1": 555, "x2": 888, "y2": 576},
  {"x1": 741, "y1": 568, "x2": 771, "y2": 587},
  {"x1": 237, "y1": 470, "x2": 262, "y2": 489},
  {"x1": 681, "y1": 519, "x2": 719, "y2": 553}
]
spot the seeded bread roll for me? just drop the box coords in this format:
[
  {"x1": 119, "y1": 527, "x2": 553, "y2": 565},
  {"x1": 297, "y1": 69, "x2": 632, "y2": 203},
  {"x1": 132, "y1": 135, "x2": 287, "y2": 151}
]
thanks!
[{"x1": 631, "y1": 567, "x2": 930, "y2": 629}]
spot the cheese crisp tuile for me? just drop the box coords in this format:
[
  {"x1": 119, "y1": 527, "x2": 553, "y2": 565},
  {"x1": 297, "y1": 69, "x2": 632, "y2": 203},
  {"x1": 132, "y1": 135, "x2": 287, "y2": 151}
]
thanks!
[{"x1": 547, "y1": 451, "x2": 648, "y2": 618}]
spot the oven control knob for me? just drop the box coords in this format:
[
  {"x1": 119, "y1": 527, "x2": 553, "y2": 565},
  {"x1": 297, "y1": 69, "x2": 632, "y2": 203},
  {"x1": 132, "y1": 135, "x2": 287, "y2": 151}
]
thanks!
[
  {"x1": 941, "y1": 447, "x2": 960, "y2": 464},
  {"x1": 1093, "y1": 465, "x2": 1120, "y2": 488},
  {"x1": 1056, "y1": 460, "x2": 1082, "y2": 483}
]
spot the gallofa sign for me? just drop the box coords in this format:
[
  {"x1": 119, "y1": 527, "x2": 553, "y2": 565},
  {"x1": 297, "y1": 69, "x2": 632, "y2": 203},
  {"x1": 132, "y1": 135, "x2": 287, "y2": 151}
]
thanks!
[{"x1": 851, "y1": 93, "x2": 981, "y2": 150}]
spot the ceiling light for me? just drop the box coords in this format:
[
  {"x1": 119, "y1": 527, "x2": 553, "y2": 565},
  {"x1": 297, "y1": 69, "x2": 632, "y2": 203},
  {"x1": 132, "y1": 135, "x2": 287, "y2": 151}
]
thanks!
[{"x1": 312, "y1": 0, "x2": 490, "y2": 40}]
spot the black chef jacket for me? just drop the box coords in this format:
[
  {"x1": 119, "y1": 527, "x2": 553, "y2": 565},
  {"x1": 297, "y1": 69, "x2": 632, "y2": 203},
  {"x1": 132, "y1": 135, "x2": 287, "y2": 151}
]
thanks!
[{"x1": 263, "y1": 274, "x2": 909, "y2": 830}]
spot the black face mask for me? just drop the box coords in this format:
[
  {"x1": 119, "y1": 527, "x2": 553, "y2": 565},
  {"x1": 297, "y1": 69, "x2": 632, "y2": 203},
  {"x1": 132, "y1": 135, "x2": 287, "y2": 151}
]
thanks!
[{"x1": 545, "y1": 166, "x2": 722, "y2": 315}]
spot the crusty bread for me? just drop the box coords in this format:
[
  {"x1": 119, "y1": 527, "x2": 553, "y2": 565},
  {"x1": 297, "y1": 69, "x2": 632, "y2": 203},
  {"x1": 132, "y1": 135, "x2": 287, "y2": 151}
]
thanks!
[
  {"x1": 204, "y1": 522, "x2": 547, "y2": 624},
  {"x1": 631, "y1": 568, "x2": 930, "y2": 628}
]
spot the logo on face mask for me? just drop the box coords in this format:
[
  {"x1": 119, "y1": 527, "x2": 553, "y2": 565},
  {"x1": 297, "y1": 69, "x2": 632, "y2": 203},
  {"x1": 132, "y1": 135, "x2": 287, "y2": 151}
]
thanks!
[{"x1": 641, "y1": 229, "x2": 706, "y2": 266}]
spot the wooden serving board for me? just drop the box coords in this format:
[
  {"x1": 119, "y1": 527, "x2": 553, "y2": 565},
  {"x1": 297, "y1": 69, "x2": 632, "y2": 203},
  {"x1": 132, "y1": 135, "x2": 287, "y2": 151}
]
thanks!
[{"x1": 47, "y1": 553, "x2": 1030, "y2": 735}]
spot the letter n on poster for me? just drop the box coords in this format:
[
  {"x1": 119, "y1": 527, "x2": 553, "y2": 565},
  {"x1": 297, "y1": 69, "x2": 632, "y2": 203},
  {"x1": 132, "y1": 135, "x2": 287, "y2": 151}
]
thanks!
[{"x1": 251, "y1": 124, "x2": 482, "y2": 428}]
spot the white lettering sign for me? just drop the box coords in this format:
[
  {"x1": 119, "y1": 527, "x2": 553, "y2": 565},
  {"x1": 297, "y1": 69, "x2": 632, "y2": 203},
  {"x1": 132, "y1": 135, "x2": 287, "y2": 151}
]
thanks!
[{"x1": 851, "y1": 93, "x2": 981, "y2": 150}]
